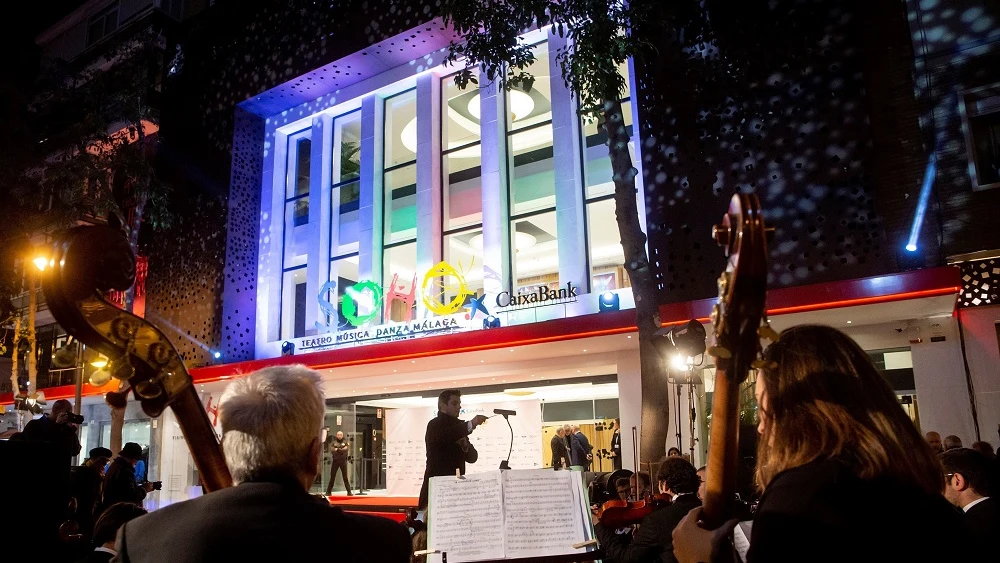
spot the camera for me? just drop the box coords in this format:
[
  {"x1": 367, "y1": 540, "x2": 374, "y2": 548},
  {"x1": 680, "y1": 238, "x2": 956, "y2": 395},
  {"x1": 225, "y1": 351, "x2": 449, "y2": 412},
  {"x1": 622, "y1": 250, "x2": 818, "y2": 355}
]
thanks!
[
  {"x1": 66, "y1": 413, "x2": 84, "y2": 424},
  {"x1": 146, "y1": 481, "x2": 163, "y2": 490}
]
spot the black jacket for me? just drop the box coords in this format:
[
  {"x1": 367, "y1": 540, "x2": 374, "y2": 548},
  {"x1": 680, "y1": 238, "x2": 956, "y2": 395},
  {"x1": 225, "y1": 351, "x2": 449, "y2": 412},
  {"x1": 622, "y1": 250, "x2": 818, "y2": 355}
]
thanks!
[
  {"x1": 21, "y1": 415, "x2": 81, "y2": 462},
  {"x1": 418, "y1": 411, "x2": 478, "y2": 508},
  {"x1": 596, "y1": 493, "x2": 701, "y2": 563},
  {"x1": 571, "y1": 431, "x2": 593, "y2": 467},
  {"x1": 964, "y1": 497, "x2": 999, "y2": 558},
  {"x1": 70, "y1": 463, "x2": 104, "y2": 537},
  {"x1": 747, "y1": 458, "x2": 974, "y2": 562},
  {"x1": 112, "y1": 478, "x2": 410, "y2": 562},
  {"x1": 100, "y1": 457, "x2": 146, "y2": 513},
  {"x1": 550, "y1": 434, "x2": 569, "y2": 468}
]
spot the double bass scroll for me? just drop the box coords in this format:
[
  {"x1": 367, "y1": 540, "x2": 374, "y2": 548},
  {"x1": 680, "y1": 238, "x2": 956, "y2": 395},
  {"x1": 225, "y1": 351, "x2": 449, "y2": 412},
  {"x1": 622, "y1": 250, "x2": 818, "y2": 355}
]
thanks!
[
  {"x1": 700, "y1": 194, "x2": 769, "y2": 529},
  {"x1": 41, "y1": 226, "x2": 232, "y2": 492}
]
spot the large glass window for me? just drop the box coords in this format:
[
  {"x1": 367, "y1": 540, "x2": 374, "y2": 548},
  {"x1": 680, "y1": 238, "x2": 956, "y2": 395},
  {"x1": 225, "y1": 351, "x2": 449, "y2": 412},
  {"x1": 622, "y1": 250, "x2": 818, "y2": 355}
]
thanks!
[
  {"x1": 443, "y1": 73, "x2": 483, "y2": 231},
  {"x1": 507, "y1": 41, "x2": 555, "y2": 217},
  {"x1": 507, "y1": 42, "x2": 559, "y2": 294},
  {"x1": 383, "y1": 242, "x2": 418, "y2": 323},
  {"x1": 511, "y1": 211, "x2": 559, "y2": 294},
  {"x1": 281, "y1": 267, "x2": 307, "y2": 340},
  {"x1": 384, "y1": 90, "x2": 418, "y2": 281},
  {"x1": 586, "y1": 198, "x2": 630, "y2": 292},
  {"x1": 331, "y1": 110, "x2": 362, "y2": 256},
  {"x1": 384, "y1": 90, "x2": 418, "y2": 168},
  {"x1": 582, "y1": 61, "x2": 633, "y2": 199},
  {"x1": 444, "y1": 228, "x2": 485, "y2": 302},
  {"x1": 324, "y1": 254, "x2": 360, "y2": 329},
  {"x1": 282, "y1": 130, "x2": 312, "y2": 339}
]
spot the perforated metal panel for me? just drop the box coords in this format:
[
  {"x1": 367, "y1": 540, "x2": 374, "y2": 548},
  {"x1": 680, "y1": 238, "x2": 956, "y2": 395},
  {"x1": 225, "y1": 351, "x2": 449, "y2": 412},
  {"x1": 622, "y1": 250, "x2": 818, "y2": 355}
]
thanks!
[{"x1": 959, "y1": 258, "x2": 999, "y2": 307}]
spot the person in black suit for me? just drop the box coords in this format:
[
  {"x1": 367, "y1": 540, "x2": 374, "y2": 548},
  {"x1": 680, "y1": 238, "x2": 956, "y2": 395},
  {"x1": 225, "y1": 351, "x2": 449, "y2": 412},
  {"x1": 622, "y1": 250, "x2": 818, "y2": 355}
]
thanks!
[
  {"x1": 610, "y1": 419, "x2": 623, "y2": 471},
  {"x1": 112, "y1": 365, "x2": 411, "y2": 562},
  {"x1": 76, "y1": 502, "x2": 147, "y2": 562},
  {"x1": 21, "y1": 398, "x2": 81, "y2": 463},
  {"x1": 551, "y1": 426, "x2": 570, "y2": 470},
  {"x1": 596, "y1": 456, "x2": 702, "y2": 563},
  {"x1": 672, "y1": 325, "x2": 975, "y2": 563},
  {"x1": 571, "y1": 425, "x2": 593, "y2": 469},
  {"x1": 417, "y1": 389, "x2": 488, "y2": 509},
  {"x1": 942, "y1": 447, "x2": 998, "y2": 557}
]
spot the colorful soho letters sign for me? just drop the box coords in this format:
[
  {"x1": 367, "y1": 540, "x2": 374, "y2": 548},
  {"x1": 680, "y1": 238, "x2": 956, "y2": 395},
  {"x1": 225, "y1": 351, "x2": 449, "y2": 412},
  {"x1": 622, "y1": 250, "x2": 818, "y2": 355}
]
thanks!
[{"x1": 316, "y1": 260, "x2": 475, "y2": 332}]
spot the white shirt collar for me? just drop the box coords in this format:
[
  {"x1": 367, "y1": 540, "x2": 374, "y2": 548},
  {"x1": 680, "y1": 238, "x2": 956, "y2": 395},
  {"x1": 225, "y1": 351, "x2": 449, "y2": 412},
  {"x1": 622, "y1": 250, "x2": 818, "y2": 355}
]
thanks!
[
  {"x1": 671, "y1": 492, "x2": 694, "y2": 502},
  {"x1": 95, "y1": 546, "x2": 117, "y2": 555},
  {"x1": 963, "y1": 496, "x2": 990, "y2": 512}
]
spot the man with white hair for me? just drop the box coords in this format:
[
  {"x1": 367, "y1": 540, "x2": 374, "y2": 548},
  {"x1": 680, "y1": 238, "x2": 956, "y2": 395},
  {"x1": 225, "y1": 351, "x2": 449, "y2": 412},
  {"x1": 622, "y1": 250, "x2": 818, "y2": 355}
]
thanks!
[{"x1": 111, "y1": 366, "x2": 410, "y2": 562}]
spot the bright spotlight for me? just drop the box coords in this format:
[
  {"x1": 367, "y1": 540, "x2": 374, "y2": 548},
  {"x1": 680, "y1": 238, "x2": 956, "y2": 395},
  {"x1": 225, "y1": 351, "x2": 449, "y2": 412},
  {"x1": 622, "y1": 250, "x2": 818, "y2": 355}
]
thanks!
[
  {"x1": 670, "y1": 354, "x2": 692, "y2": 371},
  {"x1": 33, "y1": 256, "x2": 48, "y2": 271},
  {"x1": 905, "y1": 244, "x2": 917, "y2": 252},
  {"x1": 213, "y1": 351, "x2": 222, "y2": 359}
]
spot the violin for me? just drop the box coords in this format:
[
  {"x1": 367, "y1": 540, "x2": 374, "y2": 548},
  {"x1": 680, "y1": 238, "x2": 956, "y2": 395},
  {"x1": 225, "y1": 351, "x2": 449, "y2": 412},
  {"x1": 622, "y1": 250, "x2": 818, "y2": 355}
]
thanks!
[
  {"x1": 701, "y1": 194, "x2": 769, "y2": 528},
  {"x1": 594, "y1": 492, "x2": 672, "y2": 528},
  {"x1": 41, "y1": 226, "x2": 233, "y2": 492}
]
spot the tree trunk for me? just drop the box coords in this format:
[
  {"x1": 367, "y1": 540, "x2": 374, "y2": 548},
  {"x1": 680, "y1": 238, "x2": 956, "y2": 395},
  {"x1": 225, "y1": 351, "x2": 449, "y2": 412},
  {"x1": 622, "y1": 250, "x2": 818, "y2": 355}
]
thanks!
[
  {"x1": 11, "y1": 315, "x2": 20, "y2": 398},
  {"x1": 110, "y1": 401, "x2": 125, "y2": 458},
  {"x1": 27, "y1": 270, "x2": 37, "y2": 395},
  {"x1": 602, "y1": 98, "x2": 669, "y2": 465}
]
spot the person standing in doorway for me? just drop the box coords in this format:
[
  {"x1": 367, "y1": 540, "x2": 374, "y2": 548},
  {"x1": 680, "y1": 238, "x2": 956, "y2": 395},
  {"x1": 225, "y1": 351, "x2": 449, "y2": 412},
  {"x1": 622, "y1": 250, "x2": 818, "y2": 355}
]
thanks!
[
  {"x1": 610, "y1": 419, "x2": 623, "y2": 471},
  {"x1": 417, "y1": 390, "x2": 488, "y2": 509},
  {"x1": 326, "y1": 431, "x2": 352, "y2": 496}
]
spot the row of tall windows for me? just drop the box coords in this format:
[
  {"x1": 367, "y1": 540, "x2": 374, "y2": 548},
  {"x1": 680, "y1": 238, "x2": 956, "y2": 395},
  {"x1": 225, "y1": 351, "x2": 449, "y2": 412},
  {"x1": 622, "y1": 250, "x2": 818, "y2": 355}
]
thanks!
[{"x1": 279, "y1": 42, "x2": 635, "y2": 339}]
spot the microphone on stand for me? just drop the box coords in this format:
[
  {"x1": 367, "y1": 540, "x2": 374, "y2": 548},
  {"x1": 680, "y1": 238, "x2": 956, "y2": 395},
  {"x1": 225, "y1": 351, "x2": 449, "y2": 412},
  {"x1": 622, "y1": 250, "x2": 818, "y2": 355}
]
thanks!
[{"x1": 494, "y1": 409, "x2": 517, "y2": 469}]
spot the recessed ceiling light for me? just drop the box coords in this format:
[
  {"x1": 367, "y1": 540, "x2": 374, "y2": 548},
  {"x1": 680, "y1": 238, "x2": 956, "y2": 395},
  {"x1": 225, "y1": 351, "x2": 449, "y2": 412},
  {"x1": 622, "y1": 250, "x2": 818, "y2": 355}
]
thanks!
[
  {"x1": 492, "y1": 378, "x2": 496, "y2": 381},
  {"x1": 627, "y1": 335, "x2": 632, "y2": 339},
  {"x1": 583, "y1": 349, "x2": 587, "y2": 352},
  {"x1": 480, "y1": 360, "x2": 484, "y2": 363},
  {"x1": 411, "y1": 360, "x2": 416, "y2": 363},
  {"x1": 846, "y1": 320, "x2": 852, "y2": 324}
]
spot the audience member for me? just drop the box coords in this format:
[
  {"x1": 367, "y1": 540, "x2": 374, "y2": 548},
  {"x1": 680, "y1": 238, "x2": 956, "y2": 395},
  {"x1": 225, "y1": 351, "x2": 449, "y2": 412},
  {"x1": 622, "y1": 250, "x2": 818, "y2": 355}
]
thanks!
[
  {"x1": 941, "y1": 448, "x2": 998, "y2": 557},
  {"x1": 695, "y1": 466, "x2": 707, "y2": 501},
  {"x1": 21, "y1": 399, "x2": 82, "y2": 462},
  {"x1": 99, "y1": 443, "x2": 153, "y2": 515},
  {"x1": 925, "y1": 431, "x2": 943, "y2": 454},
  {"x1": 630, "y1": 471, "x2": 651, "y2": 500},
  {"x1": 596, "y1": 456, "x2": 702, "y2": 563},
  {"x1": 944, "y1": 434, "x2": 964, "y2": 451},
  {"x1": 112, "y1": 365, "x2": 410, "y2": 562},
  {"x1": 70, "y1": 447, "x2": 114, "y2": 539},
  {"x1": 672, "y1": 325, "x2": 973, "y2": 563},
  {"x1": 970, "y1": 441, "x2": 995, "y2": 459},
  {"x1": 76, "y1": 502, "x2": 147, "y2": 562},
  {"x1": 667, "y1": 447, "x2": 682, "y2": 458}
]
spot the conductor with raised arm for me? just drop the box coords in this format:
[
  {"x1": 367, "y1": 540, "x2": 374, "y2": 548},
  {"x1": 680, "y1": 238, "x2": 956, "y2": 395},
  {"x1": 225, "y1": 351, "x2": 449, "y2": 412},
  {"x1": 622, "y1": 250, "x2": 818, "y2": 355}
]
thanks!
[{"x1": 417, "y1": 389, "x2": 488, "y2": 509}]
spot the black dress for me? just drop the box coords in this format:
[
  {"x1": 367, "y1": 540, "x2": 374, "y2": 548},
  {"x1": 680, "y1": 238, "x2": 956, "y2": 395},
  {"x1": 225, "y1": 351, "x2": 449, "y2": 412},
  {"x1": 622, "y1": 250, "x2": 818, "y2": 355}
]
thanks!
[{"x1": 747, "y1": 458, "x2": 974, "y2": 562}]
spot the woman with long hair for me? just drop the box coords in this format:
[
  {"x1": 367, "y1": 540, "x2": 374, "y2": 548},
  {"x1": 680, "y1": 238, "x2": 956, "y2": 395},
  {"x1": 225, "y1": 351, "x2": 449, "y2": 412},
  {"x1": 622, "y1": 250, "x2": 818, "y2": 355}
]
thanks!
[{"x1": 673, "y1": 325, "x2": 971, "y2": 562}]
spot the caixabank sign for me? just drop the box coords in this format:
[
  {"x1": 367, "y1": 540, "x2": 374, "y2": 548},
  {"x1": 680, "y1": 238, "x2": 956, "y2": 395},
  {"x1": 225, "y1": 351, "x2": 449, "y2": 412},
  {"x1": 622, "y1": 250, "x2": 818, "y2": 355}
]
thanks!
[{"x1": 290, "y1": 260, "x2": 580, "y2": 353}]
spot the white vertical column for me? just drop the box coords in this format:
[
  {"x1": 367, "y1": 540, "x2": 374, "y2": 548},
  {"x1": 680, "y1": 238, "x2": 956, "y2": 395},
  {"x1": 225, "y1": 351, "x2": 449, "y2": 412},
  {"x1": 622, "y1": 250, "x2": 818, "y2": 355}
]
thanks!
[
  {"x1": 548, "y1": 31, "x2": 588, "y2": 290},
  {"x1": 306, "y1": 114, "x2": 333, "y2": 335},
  {"x1": 910, "y1": 317, "x2": 978, "y2": 443},
  {"x1": 626, "y1": 56, "x2": 648, "y2": 238},
  {"x1": 358, "y1": 95, "x2": 385, "y2": 289},
  {"x1": 416, "y1": 74, "x2": 443, "y2": 317},
  {"x1": 617, "y1": 348, "x2": 642, "y2": 471},
  {"x1": 261, "y1": 129, "x2": 288, "y2": 344},
  {"x1": 479, "y1": 70, "x2": 511, "y2": 295}
]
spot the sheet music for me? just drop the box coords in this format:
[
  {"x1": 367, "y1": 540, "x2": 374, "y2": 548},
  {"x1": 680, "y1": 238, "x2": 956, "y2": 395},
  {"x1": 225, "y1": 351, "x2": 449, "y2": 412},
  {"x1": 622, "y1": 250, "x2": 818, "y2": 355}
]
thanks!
[
  {"x1": 501, "y1": 469, "x2": 587, "y2": 559},
  {"x1": 733, "y1": 520, "x2": 753, "y2": 563},
  {"x1": 428, "y1": 472, "x2": 506, "y2": 563}
]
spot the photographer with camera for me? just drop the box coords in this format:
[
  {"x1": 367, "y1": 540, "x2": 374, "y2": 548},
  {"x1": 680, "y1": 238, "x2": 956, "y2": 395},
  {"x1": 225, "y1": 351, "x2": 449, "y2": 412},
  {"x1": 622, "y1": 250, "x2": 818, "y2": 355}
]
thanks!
[
  {"x1": 21, "y1": 398, "x2": 82, "y2": 464},
  {"x1": 99, "y1": 443, "x2": 156, "y2": 515}
]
